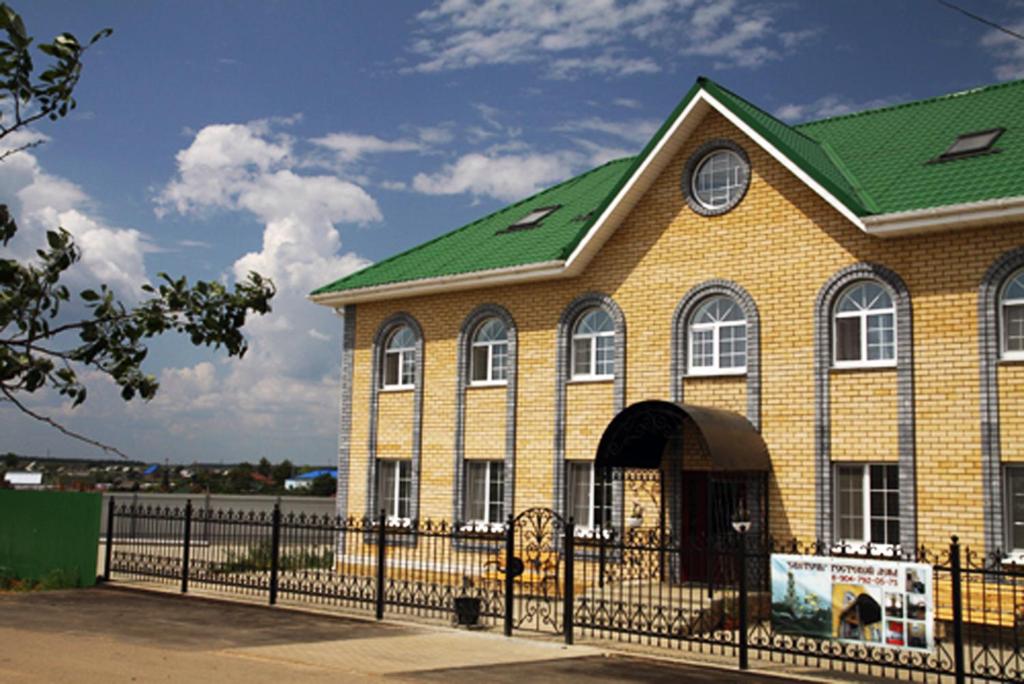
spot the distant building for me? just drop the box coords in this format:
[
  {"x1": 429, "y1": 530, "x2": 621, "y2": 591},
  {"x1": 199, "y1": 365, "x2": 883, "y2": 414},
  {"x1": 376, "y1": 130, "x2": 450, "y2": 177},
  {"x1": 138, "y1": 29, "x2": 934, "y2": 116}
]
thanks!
[
  {"x1": 285, "y1": 469, "x2": 338, "y2": 491},
  {"x1": 4, "y1": 471, "x2": 44, "y2": 489}
]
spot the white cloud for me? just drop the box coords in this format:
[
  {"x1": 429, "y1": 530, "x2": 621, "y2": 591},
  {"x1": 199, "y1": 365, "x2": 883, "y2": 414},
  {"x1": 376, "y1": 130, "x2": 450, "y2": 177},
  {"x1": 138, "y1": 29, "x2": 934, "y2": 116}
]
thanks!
[
  {"x1": 411, "y1": 151, "x2": 577, "y2": 200},
  {"x1": 981, "y1": 22, "x2": 1024, "y2": 80},
  {"x1": 774, "y1": 94, "x2": 902, "y2": 123},
  {"x1": 408, "y1": 0, "x2": 809, "y2": 77},
  {"x1": 0, "y1": 131, "x2": 151, "y2": 299},
  {"x1": 571, "y1": 138, "x2": 635, "y2": 166},
  {"x1": 311, "y1": 132, "x2": 425, "y2": 163},
  {"x1": 547, "y1": 54, "x2": 660, "y2": 79},
  {"x1": 612, "y1": 97, "x2": 643, "y2": 109},
  {"x1": 153, "y1": 118, "x2": 376, "y2": 443},
  {"x1": 556, "y1": 116, "x2": 659, "y2": 145}
]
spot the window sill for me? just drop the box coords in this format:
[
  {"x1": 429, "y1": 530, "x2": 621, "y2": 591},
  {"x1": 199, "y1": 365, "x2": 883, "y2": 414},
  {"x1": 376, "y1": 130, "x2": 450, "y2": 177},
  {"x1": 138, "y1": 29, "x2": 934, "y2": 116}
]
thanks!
[
  {"x1": 831, "y1": 361, "x2": 897, "y2": 373},
  {"x1": 998, "y1": 354, "x2": 1024, "y2": 365},
  {"x1": 380, "y1": 385, "x2": 415, "y2": 393},
  {"x1": 468, "y1": 380, "x2": 508, "y2": 389},
  {"x1": 573, "y1": 527, "x2": 615, "y2": 540},
  {"x1": 459, "y1": 521, "x2": 505, "y2": 536},
  {"x1": 686, "y1": 368, "x2": 747, "y2": 378},
  {"x1": 568, "y1": 375, "x2": 614, "y2": 385}
]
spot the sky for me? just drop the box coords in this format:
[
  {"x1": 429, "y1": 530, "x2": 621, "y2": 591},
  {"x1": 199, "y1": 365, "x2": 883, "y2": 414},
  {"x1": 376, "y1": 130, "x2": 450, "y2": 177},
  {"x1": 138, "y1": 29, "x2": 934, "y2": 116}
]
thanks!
[{"x1": 2, "y1": 0, "x2": 1023, "y2": 466}]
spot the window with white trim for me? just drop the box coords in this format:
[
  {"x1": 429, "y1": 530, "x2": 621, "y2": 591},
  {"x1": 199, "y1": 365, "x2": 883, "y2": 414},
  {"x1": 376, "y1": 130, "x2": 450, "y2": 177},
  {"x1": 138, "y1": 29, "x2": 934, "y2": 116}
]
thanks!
[
  {"x1": 688, "y1": 295, "x2": 747, "y2": 375},
  {"x1": 571, "y1": 308, "x2": 614, "y2": 379},
  {"x1": 464, "y1": 461, "x2": 505, "y2": 524},
  {"x1": 377, "y1": 459, "x2": 411, "y2": 521},
  {"x1": 835, "y1": 464, "x2": 899, "y2": 545},
  {"x1": 470, "y1": 318, "x2": 508, "y2": 384},
  {"x1": 691, "y1": 149, "x2": 749, "y2": 211},
  {"x1": 1005, "y1": 467, "x2": 1024, "y2": 552},
  {"x1": 567, "y1": 462, "x2": 612, "y2": 529},
  {"x1": 382, "y1": 325, "x2": 416, "y2": 388},
  {"x1": 833, "y1": 282, "x2": 896, "y2": 367},
  {"x1": 1001, "y1": 269, "x2": 1024, "y2": 360}
]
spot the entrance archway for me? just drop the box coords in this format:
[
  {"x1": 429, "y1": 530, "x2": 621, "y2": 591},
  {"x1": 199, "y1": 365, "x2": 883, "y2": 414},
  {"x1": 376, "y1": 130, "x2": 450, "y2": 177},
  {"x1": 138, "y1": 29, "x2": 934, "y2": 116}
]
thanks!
[{"x1": 594, "y1": 400, "x2": 770, "y2": 584}]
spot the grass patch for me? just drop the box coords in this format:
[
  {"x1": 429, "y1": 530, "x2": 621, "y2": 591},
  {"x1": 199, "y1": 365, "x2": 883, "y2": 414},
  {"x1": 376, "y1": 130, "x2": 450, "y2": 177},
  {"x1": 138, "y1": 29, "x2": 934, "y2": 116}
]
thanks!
[
  {"x1": 218, "y1": 541, "x2": 334, "y2": 573},
  {"x1": 0, "y1": 566, "x2": 81, "y2": 592}
]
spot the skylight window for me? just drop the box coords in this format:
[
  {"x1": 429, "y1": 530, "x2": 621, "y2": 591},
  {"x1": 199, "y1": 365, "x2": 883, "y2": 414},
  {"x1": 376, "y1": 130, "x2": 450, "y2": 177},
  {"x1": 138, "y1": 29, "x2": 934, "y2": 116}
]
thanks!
[
  {"x1": 932, "y1": 128, "x2": 1005, "y2": 163},
  {"x1": 502, "y1": 205, "x2": 560, "y2": 232}
]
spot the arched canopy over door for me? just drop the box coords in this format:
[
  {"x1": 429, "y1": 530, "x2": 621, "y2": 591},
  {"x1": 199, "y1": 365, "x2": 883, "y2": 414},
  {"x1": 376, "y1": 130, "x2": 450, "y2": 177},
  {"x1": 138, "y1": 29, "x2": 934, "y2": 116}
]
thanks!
[{"x1": 595, "y1": 400, "x2": 769, "y2": 472}]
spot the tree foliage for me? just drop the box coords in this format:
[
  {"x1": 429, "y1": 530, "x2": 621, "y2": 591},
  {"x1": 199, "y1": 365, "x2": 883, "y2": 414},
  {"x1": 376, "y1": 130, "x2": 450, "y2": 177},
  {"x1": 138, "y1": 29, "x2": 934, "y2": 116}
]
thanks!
[{"x1": 0, "y1": 4, "x2": 276, "y2": 457}]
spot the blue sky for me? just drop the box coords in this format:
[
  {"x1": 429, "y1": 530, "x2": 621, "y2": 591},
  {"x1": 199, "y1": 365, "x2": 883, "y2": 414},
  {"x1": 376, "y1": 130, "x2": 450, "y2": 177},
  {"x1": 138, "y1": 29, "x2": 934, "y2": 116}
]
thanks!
[{"x1": 3, "y1": 0, "x2": 1023, "y2": 465}]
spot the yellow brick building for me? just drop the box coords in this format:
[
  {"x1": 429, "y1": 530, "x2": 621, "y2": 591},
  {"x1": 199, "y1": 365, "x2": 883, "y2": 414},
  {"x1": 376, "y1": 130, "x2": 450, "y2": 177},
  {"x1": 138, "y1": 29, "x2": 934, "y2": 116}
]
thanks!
[{"x1": 311, "y1": 77, "x2": 1024, "y2": 558}]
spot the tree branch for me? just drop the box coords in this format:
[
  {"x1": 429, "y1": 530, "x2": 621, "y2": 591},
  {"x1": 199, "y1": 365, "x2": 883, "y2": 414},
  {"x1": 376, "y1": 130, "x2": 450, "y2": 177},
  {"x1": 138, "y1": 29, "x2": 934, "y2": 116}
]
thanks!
[
  {"x1": 0, "y1": 385, "x2": 129, "y2": 459},
  {"x1": 0, "y1": 138, "x2": 43, "y2": 163}
]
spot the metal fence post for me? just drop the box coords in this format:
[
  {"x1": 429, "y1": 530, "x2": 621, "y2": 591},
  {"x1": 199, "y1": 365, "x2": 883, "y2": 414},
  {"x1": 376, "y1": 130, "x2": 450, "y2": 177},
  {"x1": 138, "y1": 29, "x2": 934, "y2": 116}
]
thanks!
[
  {"x1": 563, "y1": 518, "x2": 575, "y2": 645},
  {"x1": 376, "y1": 510, "x2": 386, "y2": 620},
  {"x1": 950, "y1": 536, "x2": 966, "y2": 684},
  {"x1": 504, "y1": 513, "x2": 514, "y2": 637},
  {"x1": 103, "y1": 496, "x2": 114, "y2": 582},
  {"x1": 181, "y1": 499, "x2": 192, "y2": 594},
  {"x1": 598, "y1": 525, "x2": 606, "y2": 589},
  {"x1": 269, "y1": 502, "x2": 281, "y2": 606},
  {"x1": 738, "y1": 533, "x2": 749, "y2": 670}
]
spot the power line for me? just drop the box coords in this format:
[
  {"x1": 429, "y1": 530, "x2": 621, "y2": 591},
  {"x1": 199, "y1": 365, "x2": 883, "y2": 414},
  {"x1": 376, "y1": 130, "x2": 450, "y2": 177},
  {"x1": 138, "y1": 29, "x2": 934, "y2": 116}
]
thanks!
[{"x1": 935, "y1": 0, "x2": 1024, "y2": 41}]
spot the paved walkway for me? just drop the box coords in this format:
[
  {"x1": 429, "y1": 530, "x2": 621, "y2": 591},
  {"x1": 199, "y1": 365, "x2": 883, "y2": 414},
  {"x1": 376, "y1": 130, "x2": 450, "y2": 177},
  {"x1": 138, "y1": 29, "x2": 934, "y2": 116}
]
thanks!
[{"x1": 0, "y1": 587, "x2": 810, "y2": 683}]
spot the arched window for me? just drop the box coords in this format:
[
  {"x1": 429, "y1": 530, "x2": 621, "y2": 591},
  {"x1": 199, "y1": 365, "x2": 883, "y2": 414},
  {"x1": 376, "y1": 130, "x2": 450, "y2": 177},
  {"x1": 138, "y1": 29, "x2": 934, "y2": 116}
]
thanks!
[
  {"x1": 470, "y1": 318, "x2": 508, "y2": 384},
  {"x1": 1002, "y1": 269, "x2": 1024, "y2": 360},
  {"x1": 571, "y1": 308, "x2": 615, "y2": 379},
  {"x1": 687, "y1": 295, "x2": 747, "y2": 375},
  {"x1": 382, "y1": 325, "x2": 416, "y2": 388},
  {"x1": 833, "y1": 281, "x2": 896, "y2": 367}
]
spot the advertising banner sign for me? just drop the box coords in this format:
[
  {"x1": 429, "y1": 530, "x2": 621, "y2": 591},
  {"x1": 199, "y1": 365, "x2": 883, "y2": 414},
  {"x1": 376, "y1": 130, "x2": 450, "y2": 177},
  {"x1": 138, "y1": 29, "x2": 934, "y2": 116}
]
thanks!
[{"x1": 770, "y1": 554, "x2": 933, "y2": 651}]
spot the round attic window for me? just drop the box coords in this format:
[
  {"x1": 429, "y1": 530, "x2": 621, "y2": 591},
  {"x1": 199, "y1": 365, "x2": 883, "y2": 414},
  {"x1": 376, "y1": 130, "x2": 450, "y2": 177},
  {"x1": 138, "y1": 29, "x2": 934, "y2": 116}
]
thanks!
[{"x1": 682, "y1": 140, "x2": 750, "y2": 216}]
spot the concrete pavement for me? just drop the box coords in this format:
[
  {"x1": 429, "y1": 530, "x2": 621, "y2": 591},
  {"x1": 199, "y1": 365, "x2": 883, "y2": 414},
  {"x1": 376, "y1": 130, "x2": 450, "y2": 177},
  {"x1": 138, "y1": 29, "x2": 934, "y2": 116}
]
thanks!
[{"x1": 0, "y1": 587, "x2": 814, "y2": 683}]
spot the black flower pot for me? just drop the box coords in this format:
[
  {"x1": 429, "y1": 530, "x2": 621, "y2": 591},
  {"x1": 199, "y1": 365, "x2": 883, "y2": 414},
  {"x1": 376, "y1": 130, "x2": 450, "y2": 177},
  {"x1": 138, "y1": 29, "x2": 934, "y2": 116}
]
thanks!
[{"x1": 454, "y1": 596, "x2": 481, "y2": 626}]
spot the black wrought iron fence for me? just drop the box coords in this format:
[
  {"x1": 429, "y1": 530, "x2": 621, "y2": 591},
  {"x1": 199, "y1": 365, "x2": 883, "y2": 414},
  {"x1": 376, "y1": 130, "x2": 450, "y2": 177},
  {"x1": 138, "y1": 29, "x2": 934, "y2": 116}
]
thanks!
[{"x1": 104, "y1": 498, "x2": 1024, "y2": 683}]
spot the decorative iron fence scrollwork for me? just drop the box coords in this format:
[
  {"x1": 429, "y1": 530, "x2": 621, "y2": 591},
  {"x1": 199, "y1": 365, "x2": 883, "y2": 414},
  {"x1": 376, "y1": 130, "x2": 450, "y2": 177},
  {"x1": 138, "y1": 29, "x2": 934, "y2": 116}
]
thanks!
[{"x1": 105, "y1": 498, "x2": 1024, "y2": 682}]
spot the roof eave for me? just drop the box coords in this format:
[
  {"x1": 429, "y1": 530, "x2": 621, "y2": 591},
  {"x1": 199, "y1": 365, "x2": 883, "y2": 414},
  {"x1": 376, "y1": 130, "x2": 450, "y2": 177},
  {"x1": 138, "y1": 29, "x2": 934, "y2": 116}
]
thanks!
[
  {"x1": 862, "y1": 196, "x2": 1024, "y2": 236},
  {"x1": 309, "y1": 259, "x2": 567, "y2": 307}
]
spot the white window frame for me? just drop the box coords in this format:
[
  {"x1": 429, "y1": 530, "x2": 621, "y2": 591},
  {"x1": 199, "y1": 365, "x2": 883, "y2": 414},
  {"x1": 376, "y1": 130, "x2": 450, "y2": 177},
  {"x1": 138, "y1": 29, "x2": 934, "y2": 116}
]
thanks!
[
  {"x1": 570, "y1": 309, "x2": 615, "y2": 381},
  {"x1": 1005, "y1": 467, "x2": 1024, "y2": 555},
  {"x1": 469, "y1": 318, "x2": 509, "y2": 386},
  {"x1": 567, "y1": 461, "x2": 612, "y2": 532},
  {"x1": 377, "y1": 459, "x2": 412, "y2": 524},
  {"x1": 382, "y1": 326, "x2": 416, "y2": 390},
  {"x1": 691, "y1": 149, "x2": 749, "y2": 211},
  {"x1": 687, "y1": 296, "x2": 748, "y2": 376},
  {"x1": 833, "y1": 463, "x2": 900, "y2": 550},
  {"x1": 463, "y1": 460, "x2": 505, "y2": 526},
  {"x1": 1000, "y1": 269, "x2": 1024, "y2": 361},
  {"x1": 832, "y1": 282, "x2": 897, "y2": 369}
]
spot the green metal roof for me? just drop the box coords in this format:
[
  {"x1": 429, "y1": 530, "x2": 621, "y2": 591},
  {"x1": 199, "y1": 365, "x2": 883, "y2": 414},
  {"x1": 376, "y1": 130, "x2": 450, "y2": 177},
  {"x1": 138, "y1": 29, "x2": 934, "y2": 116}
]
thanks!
[
  {"x1": 795, "y1": 79, "x2": 1024, "y2": 214},
  {"x1": 311, "y1": 157, "x2": 636, "y2": 295},
  {"x1": 313, "y1": 76, "x2": 1024, "y2": 297}
]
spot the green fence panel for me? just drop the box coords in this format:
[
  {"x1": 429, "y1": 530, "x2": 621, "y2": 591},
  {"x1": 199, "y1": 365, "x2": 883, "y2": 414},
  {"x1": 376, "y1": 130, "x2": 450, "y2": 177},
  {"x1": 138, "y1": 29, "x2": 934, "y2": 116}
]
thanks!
[{"x1": 0, "y1": 491, "x2": 101, "y2": 587}]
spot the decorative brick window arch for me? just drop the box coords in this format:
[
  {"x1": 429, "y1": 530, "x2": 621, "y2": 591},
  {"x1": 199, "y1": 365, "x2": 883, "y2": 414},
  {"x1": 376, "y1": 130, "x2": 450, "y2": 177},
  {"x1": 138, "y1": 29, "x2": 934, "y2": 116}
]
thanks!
[
  {"x1": 453, "y1": 304, "x2": 518, "y2": 533},
  {"x1": 671, "y1": 279, "x2": 761, "y2": 429},
  {"x1": 813, "y1": 263, "x2": 916, "y2": 547},
  {"x1": 366, "y1": 312, "x2": 424, "y2": 526},
  {"x1": 553, "y1": 293, "x2": 626, "y2": 528},
  {"x1": 979, "y1": 246, "x2": 1024, "y2": 554}
]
